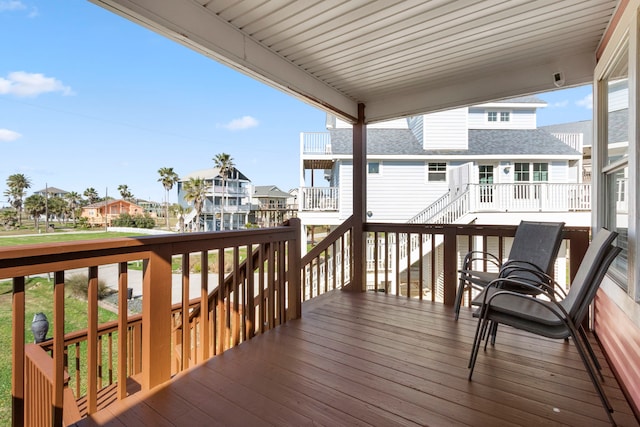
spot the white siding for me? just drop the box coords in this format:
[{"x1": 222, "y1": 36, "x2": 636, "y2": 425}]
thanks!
[
  {"x1": 368, "y1": 161, "x2": 449, "y2": 222},
  {"x1": 448, "y1": 162, "x2": 473, "y2": 197},
  {"x1": 408, "y1": 116, "x2": 424, "y2": 144},
  {"x1": 339, "y1": 161, "x2": 353, "y2": 220},
  {"x1": 423, "y1": 107, "x2": 468, "y2": 149},
  {"x1": 608, "y1": 80, "x2": 628, "y2": 112},
  {"x1": 468, "y1": 107, "x2": 537, "y2": 129},
  {"x1": 549, "y1": 161, "x2": 568, "y2": 182},
  {"x1": 498, "y1": 161, "x2": 514, "y2": 183}
]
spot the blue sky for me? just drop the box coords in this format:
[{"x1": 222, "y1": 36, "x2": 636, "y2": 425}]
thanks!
[{"x1": 0, "y1": 1, "x2": 594, "y2": 206}]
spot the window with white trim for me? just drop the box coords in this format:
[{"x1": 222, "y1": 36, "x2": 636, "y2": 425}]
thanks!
[
  {"x1": 500, "y1": 111, "x2": 510, "y2": 122},
  {"x1": 427, "y1": 162, "x2": 446, "y2": 181},
  {"x1": 487, "y1": 111, "x2": 497, "y2": 122},
  {"x1": 532, "y1": 163, "x2": 548, "y2": 181},
  {"x1": 368, "y1": 162, "x2": 380, "y2": 174}
]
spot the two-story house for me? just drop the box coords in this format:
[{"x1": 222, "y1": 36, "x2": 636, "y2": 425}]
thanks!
[
  {"x1": 80, "y1": 199, "x2": 147, "y2": 227},
  {"x1": 177, "y1": 167, "x2": 251, "y2": 231},
  {"x1": 249, "y1": 185, "x2": 296, "y2": 228},
  {"x1": 300, "y1": 96, "x2": 588, "y2": 230}
]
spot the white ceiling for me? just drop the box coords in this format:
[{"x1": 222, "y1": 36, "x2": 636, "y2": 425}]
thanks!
[{"x1": 90, "y1": 0, "x2": 620, "y2": 123}]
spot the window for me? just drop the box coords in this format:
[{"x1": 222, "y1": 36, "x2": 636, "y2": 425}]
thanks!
[
  {"x1": 487, "y1": 112, "x2": 497, "y2": 122},
  {"x1": 368, "y1": 162, "x2": 380, "y2": 174},
  {"x1": 478, "y1": 165, "x2": 494, "y2": 203},
  {"x1": 514, "y1": 163, "x2": 530, "y2": 199},
  {"x1": 428, "y1": 162, "x2": 446, "y2": 181},
  {"x1": 601, "y1": 42, "x2": 629, "y2": 289},
  {"x1": 500, "y1": 112, "x2": 510, "y2": 122},
  {"x1": 532, "y1": 163, "x2": 548, "y2": 181},
  {"x1": 514, "y1": 163, "x2": 530, "y2": 182}
]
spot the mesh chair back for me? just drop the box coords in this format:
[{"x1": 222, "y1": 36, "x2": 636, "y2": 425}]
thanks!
[
  {"x1": 501, "y1": 221, "x2": 564, "y2": 282},
  {"x1": 560, "y1": 228, "x2": 619, "y2": 322}
]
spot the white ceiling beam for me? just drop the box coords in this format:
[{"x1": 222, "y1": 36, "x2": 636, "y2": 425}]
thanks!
[
  {"x1": 364, "y1": 51, "x2": 596, "y2": 123},
  {"x1": 90, "y1": 0, "x2": 360, "y2": 122}
]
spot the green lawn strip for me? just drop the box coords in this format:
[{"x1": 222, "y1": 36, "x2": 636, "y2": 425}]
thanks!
[
  {"x1": 0, "y1": 232, "x2": 145, "y2": 247},
  {"x1": 0, "y1": 277, "x2": 119, "y2": 425},
  {"x1": 169, "y1": 247, "x2": 248, "y2": 273}
]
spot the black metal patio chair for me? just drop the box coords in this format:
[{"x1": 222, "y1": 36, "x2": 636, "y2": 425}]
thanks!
[
  {"x1": 468, "y1": 228, "x2": 620, "y2": 425},
  {"x1": 454, "y1": 220, "x2": 565, "y2": 320}
]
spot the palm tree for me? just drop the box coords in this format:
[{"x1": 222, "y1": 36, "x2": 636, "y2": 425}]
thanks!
[
  {"x1": 117, "y1": 184, "x2": 134, "y2": 201},
  {"x1": 84, "y1": 187, "x2": 100, "y2": 204},
  {"x1": 182, "y1": 177, "x2": 208, "y2": 231},
  {"x1": 171, "y1": 203, "x2": 189, "y2": 233},
  {"x1": 4, "y1": 173, "x2": 32, "y2": 226},
  {"x1": 65, "y1": 191, "x2": 82, "y2": 227},
  {"x1": 157, "y1": 167, "x2": 179, "y2": 230},
  {"x1": 0, "y1": 209, "x2": 18, "y2": 230},
  {"x1": 24, "y1": 194, "x2": 46, "y2": 230},
  {"x1": 213, "y1": 153, "x2": 235, "y2": 230}
]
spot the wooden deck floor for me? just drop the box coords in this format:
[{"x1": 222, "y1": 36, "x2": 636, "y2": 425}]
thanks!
[{"x1": 74, "y1": 291, "x2": 639, "y2": 426}]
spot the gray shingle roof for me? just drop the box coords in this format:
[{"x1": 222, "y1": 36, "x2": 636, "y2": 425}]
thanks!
[
  {"x1": 466, "y1": 129, "x2": 581, "y2": 155},
  {"x1": 329, "y1": 128, "x2": 581, "y2": 157},
  {"x1": 540, "y1": 120, "x2": 593, "y2": 147},
  {"x1": 253, "y1": 185, "x2": 290, "y2": 198},
  {"x1": 540, "y1": 108, "x2": 628, "y2": 147},
  {"x1": 492, "y1": 95, "x2": 546, "y2": 104},
  {"x1": 608, "y1": 108, "x2": 628, "y2": 144},
  {"x1": 331, "y1": 129, "x2": 423, "y2": 155}
]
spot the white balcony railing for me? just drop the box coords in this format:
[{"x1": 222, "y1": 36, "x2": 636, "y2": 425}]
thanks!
[
  {"x1": 300, "y1": 187, "x2": 339, "y2": 211},
  {"x1": 302, "y1": 132, "x2": 332, "y2": 154},
  {"x1": 470, "y1": 182, "x2": 591, "y2": 212}
]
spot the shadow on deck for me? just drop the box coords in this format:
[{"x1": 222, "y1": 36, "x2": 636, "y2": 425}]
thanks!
[{"x1": 73, "y1": 290, "x2": 638, "y2": 426}]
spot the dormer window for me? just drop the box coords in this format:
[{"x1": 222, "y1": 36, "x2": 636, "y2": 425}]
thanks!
[{"x1": 487, "y1": 111, "x2": 511, "y2": 122}]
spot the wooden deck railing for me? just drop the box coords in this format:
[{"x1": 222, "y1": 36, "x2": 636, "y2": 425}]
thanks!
[
  {"x1": 301, "y1": 216, "x2": 355, "y2": 301},
  {"x1": 6, "y1": 219, "x2": 590, "y2": 426},
  {"x1": 363, "y1": 223, "x2": 590, "y2": 305},
  {"x1": 5, "y1": 219, "x2": 301, "y2": 427}
]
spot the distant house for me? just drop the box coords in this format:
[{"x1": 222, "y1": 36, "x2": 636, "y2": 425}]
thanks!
[
  {"x1": 249, "y1": 185, "x2": 296, "y2": 227},
  {"x1": 135, "y1": 199, "x2": 164, "y2": 217},
  {"x1": 33, "y1": 186, "x2": 68, "y2": 198},
  {"x1": 177, "y1": 167, "x2": 252, "y2": 231},
  {"x1": 81, "y1": 199, "x2": 147, "y2": 227},
  {"x1": 299, "y1": 96, "x2": 588, "y2": 229}
]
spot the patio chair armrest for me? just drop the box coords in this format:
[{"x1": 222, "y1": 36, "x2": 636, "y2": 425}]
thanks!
[
  {"x1": 498, "y1": 263, "x2": 566, "y2": 298},
  {"x1": 480, "y1": 277, "x2": 564, "y2": 306},
  {"x1": 462, "y1": 250, "x2": 501, "y2": 270},
  {"x1": 485, "y1": 288, "x2": 570, "y2": 322}
]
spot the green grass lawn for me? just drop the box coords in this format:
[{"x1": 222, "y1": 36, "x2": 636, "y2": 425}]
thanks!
[
  {"x1": 0, "y1": 277, "x2": 118, "y2": 426},
  {"x1": 0, "y1": 231, "x2": 146, "y2": 247}
]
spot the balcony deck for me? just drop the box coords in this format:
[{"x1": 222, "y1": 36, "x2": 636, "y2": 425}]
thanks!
[{"x1": 71, "y1": 290, "x2": 638, "y2": 426}]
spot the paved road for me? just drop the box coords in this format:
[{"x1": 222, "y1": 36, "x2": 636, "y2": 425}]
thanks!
[{"x1": 69, "y1": 263, "x2": 220, "y2": 305}]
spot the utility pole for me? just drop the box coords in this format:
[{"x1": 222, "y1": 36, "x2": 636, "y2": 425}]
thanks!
[{"x1": 45, "y1": 183, "x2": 49, "y2": 232}]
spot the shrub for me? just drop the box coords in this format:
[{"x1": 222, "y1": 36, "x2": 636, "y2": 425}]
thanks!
[
  {"x1": 112, "y1": 213, "x2": 155, "y2": 229},
  {"x1": 65, "y1": 274, "x2": 113, "y2": 300}
]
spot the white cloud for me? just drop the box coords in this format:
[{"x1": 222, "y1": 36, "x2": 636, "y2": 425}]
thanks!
[
  {"x1": 551, "y1": 100, "x2": 569, "y2": 108},
  {"x1": 575, "y1": 93, "x2": 593, "y2": 109},
  {"x1": 220, "y1": 115, "x2": 259, "y2": 131},
  {"x1": 0, "y1": 1, "x2": 26, "y2": 12},
  {"x1": 0, "y1": 71, "x2": 74, "y2": 97},
  {"x1": 0, "y1": 128, "x2": 22, "y2": 142}
]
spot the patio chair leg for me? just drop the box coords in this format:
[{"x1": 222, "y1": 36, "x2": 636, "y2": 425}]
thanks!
[
  {"x1": 570, "y1": 328, "x2": 616, "y2": 425},
  {"x1": 489, "y1": 322, "x2": 499, "y2": 346},
  {"x1": 469, "y1": 314, "x2": 490, "y2": 378},
  {"x1": 578, "y1": 326, "x2": 604, "y2": 380},
  {"x1": 454, "y1": 278, "x2": 467, "y2": 320}
]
